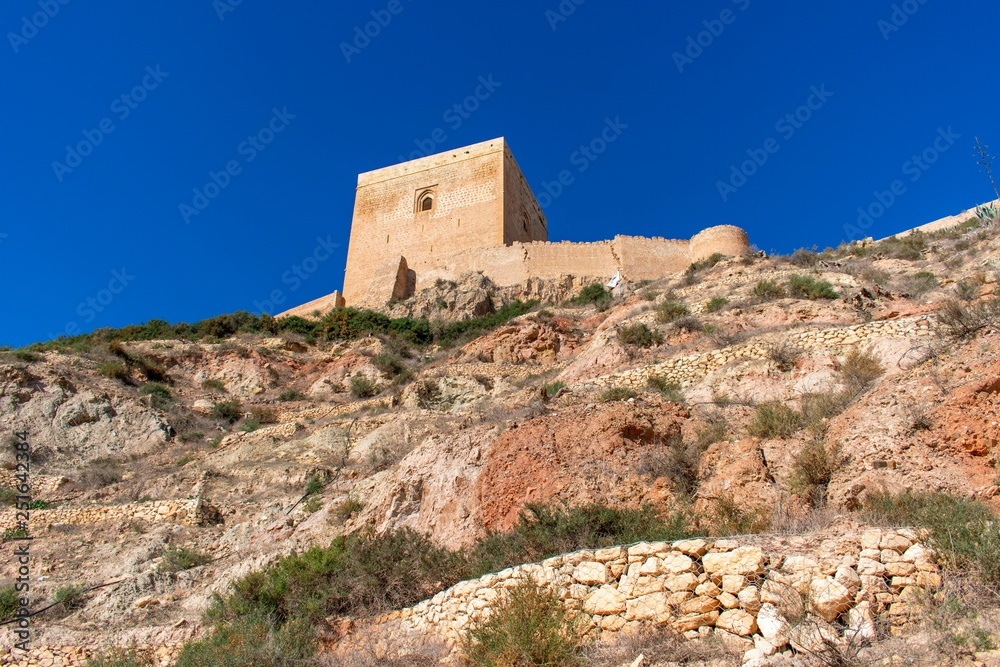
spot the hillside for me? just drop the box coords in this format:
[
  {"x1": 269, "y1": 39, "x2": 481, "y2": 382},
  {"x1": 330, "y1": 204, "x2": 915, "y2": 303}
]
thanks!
[{"x1": 2, "y1": 211, "x2": 1000, "y2": 666}]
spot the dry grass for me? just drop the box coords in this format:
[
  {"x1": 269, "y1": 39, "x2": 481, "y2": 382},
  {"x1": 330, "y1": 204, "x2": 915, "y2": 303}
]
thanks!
[{"x1": 584, "y1": 628, "x2": 738, "y2": 666}]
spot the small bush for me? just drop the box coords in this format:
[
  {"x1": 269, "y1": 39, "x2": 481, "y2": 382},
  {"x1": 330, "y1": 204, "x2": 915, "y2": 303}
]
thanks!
[
  {"x1": 879, "y1": 232, "x2": 927, "y2": 260},
  {"x1": 303, "y1": 496, "x2": 323, "y2": 513},
  {"x1": 372, "y1": 353, "x2": 407, "y2": 377},
  {"x1": 240, "y1": 419, "x2": 261, "y2": 433},
  {"x1": 13, "y1": 349, "x2": 42, "y2": 362},
  {"x1": 788, "y1": 438, "x2": 840, "y2": 506},
  {"x1": 861, "y1": 492, "x2": 1000, "y2": 590},
  {"x1": 671, "y1": 315, "x2": 703, "y2": 333},
  {"x1": 572, "y1": 284, "x2": 611, "y2": 308},
  {"x1": 278, "y1": 389, "x2": 305, "y2": 402},
  {"x1": 748, "y1": 403, "x2": 803, "y2": 439},
  {"x1": 463, "y1": 577, "x2": 583, "y2": 667},
  {"x1": 78, "y1": 457, "x2": 123, "y2": 489},
  {"x1": 0, "y1": 487, "x2": 15, "y2": 505},
  {"x1": 249, "y1": 406, "x2": 279, "y2": 424},
  {"x1": 159, "y1": 547, "x2": 211, "y2": 573},
  {"x1": 637, "y1": 437, "x2": 702, "y2": 496},
  {"x1": 647, "y1": 376, "x2": 683, "y2": 402},
  {"x1": 955, "y1": 280, "x2": 980, "y2": 302},
  {"x1": 655, "y1": 299, "x2": 689, "y2": 323},
  {"x1": 335, "y1": 497, "x2": 364, "y2": 521},
  {"x1": 703, "y1": 493, "x2": 772, "y2": 536},
  {"x1": 840, "y1": 348, "x2": 884, "y2": 391},
  {"x1": 304, "y1": 475, "x2": 324, "y2": 496},
  {"x1": 790, "y1": 247, "x2": 819, "y2": 267},
  {"x1": 617, "y1": 323, "x2": 663, "y2": 348},
  {"x1": 542, "y1": 381, "x2": 566, "y2": 399},
  {"x1": 704, "y1": 296, "x2": 729, "y2": 313},
  {"x1": 55, "y1": 584, "x2": 86, "y2": 611},
  {"x1": 695, "y1": 415, "x2": 729, "y2": 447},
  {"x1": 787, "y1": 274, "x2": 838, "y2": 300},
  {"x1": 140, "y1": 382, "x2": 172, "y2": 409},
  {"x1": 690, "y1": 252, "x2": 725, "y2": 271},
  {"x1": 85, "y1": 648, "x2": 156, "y2": 667},
  {"x1": 598, "y1": 387, "x2": 636, "y2": 402},
  {"x1": 937, "y1": 298, "x2": 1000, "y2": 340},
  {"x1": 174, "y1": 614, "x2": 315, "y2": 667},
  {"x1": 898, "y1": 270, "x2": 938, "y2": 297},
  {"x1": 349, "y1": 376, "x2": 379, "y2": 399},
  {"x1": 202, "y1": 378, "x2": 227, "y2": 392},
  {"x1": 800, "y1": 390, "x2": 853, "y2": 426},
  {"x1": 767, "y1": 342, "x2": 801, "y2": 372},
  {"x1": 0, "y1": 584, "x2": 17, "y2": 619},
  {"x1": 212, "y1": 400, "x2": 244, "y2": 424},
  {"x1": 97, "y1": 361, "x2": 130, "y2": 381},
  {"x1": 752, "y1": 280, "x2": 785, "y2": 301}
]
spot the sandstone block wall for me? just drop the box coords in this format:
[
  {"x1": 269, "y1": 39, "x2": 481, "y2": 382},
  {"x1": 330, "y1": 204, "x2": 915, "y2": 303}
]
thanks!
[
  {"x1": 372, "y1": 528, "x2": 940, "y2": 665},
  {"x1": 0, "y1": 497, "x2": 221, "y2": 533}
]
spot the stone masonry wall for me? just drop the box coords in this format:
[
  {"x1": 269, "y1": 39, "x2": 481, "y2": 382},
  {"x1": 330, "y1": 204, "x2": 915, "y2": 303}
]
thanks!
[
  {"x1": 582, "y1": 314, "x2": 935, "y2": 391},
  {"x1": 0, "y1": 497, "x2": 220, "y2": 533},
  {"x1": 373, "y1": 528, "x2": 940, "y2": 665}
]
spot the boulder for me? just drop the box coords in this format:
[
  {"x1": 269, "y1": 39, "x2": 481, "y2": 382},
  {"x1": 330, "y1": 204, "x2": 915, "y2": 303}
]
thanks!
[
  {"x1": 702, "y1": 546, "x2": 765, "y2": 576},
  {"x1": 715, "y1": 609, "x2": 758, "y2": 636},
  {"x1": 808, "y1": 576, "x2": 852, "y2": 623},
  {"x1": 583, "y1": 586, "x2": 628, "y2": 615}
]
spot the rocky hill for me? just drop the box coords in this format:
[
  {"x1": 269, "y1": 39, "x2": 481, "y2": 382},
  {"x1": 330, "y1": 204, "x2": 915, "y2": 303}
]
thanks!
[{"x1": 2, "y1": 211, "x2": 1000, "y2": 666}]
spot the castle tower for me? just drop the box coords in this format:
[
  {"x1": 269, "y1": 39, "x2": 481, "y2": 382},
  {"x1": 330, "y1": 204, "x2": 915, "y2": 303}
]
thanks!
[{"x1": 341, "y1": 138, "x2": 547, "y2": 306}]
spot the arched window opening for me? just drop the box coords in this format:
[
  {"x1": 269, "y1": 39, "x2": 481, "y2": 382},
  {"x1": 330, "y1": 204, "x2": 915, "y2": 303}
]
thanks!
[{"x1": 420, "y1": 194, "x2": 434, "y2": 212}]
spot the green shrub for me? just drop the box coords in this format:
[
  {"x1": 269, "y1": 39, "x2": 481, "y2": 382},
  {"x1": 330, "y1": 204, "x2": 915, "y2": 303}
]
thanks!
[
  {"x1": 140, "y1": 382, "x2": 172, "y2": 409},
  {"x1": 78, "y1": 457, "x2": 123, "y2": 489},
  {"x1": 800, "y1": 390, "x2": 853, "y2": 426},
  {"x1": 704, "y1": 297, "x2": 729, "y2": 313},
  {"x1": 689, "y1": 253, "x2": 725, "y2": 271},
  {"x1": 209, "y1": 529, "x2": 465, "y2": 626},
  {"x1": 898, "y1": 271, "x2": 938, "y2": 297},
  {"x1": 617, "y1": 323, "x2": 663, "y2": 348},
  {"x1": 655, "y1": 299, "x2": 690, "y2": 323},
  {"x1": 752, "y1": 280, "x2": 785, "y2": 301},
  {"x1": 304, "y1": 475, "x2": 324, "y2": 496},
  {"x1": 702, "y1": 494, "x2": 772, "y2": 536},
  {"x1": 695, "y1": 416, "x2": 729, "y2": 447},
  {"x1": 202, "y1": 378, "x2": 227, "y2": 392},
  {"x1": 637, "y1": 437, "x2": 702, "y2": 496},
  {"x1": 335, "y1": 497, "x2": 364, "y2": 522},
  {"x1": 767, "y1": 342, "x2": 801, "y2": 372},
  {"x1": 0, "y1": 487, "x2": 15, "y2": 505},
  {"x1": 85, "y1": 648, "x2": 156, "y2": 667},
  {"x1": 12, "y1": 349, "x2": 42, "y2": 362},
  {"x1": 646, "y1": 376, "x2": 683, "y2": 402},
  {"x1": 598, "y1": 387, "x2": 637, "y2": 403},
  {"x1": 879, "y1": 232, "x2": 927, "y2": 260},
  {"x1": 955, "y1": 280, "x2": 980, "y2": 302},
  {"x1": 212, "y1": 400, "x2": 244, "y2": 424},
  {"x1": 55, "y1": 584, "x2": 86, "y2": 611},
  {"x1": 174, "y1": 614, "x2": 315, "y2": 667},
  {"x1": 434, "y1": 300, "x2": 538, "y2": 346},
  {"x1": 790, "y1": 248, "x2": 819, "y2": 267},
  {"x1": 467, "y1": 504, "x2": 691, "y2": 578},
  {"x1": 937, "y1": 298, "x2": 1000, "y2": 340},
  {"x1": 572, "y1": 284, "x2": 611, "y2": 308},
  {"x1": 250, "y1": 406, "x2": 279, "y2": 424},
  {"x1": 159, "y1": 547, "x2": 211, "y2": 573},
  {"x1": 240, "y1": 419, "x2": 261, "y2": 433},
  {"x1": 0, "y1": 584, "x2": 17, "y2": 619},
  {"x1": 278, "y1": 389, "x2": 305, "y2": 402},
  {"x1": 861, "y1": 492, "x2": 1000, "y2": 590},
  {"x1": 542, "y1": 381, "x2": 566, "y2": 399},
  {"x1": 840, "y1": 348, "x2": 884, "y2": 391},
  {"x1": 97, "y1": 361, "x2": 130, "y2": 381},
  {"x1": 787, "y1": 274, "x2": 838, "y2": 300},
  {"x1": 349, "y1": 376, "x2": 379, "y2": 398},
  {"x1": 788, "y1": 438, "x2": 840, "y2": 506},
  {"x1": 463, "y1": 577, "x2": 583, "y2": 667},
  {"x1": 748, "y1": 403, "x2": 803, "y2": 439},
  {"x1": 372, "y1": 353, "x2": 407, "y2": 377}
]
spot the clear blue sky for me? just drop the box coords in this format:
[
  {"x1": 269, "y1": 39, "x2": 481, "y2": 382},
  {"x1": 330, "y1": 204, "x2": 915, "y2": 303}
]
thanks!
[{"x1": 2, "y1": 1, "x2": 998, "y2": 347}]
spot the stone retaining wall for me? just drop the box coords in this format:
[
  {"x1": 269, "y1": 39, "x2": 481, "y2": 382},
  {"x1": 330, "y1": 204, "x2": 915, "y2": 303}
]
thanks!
[
  {"x1": 0, "y1": 497, "x2": 221, "y2": 533},
  {"x1": 586, "y1": 315, "x2": 935, "y2": 390},
  {"x1": 375, "y1": 528, "x2": 940, "y2": 665}
]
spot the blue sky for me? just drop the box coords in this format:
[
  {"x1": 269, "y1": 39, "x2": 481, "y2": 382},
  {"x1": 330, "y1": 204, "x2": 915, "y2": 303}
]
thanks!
[{"x1": 2, "y1": 1, "x2": 998, "y2": 347}]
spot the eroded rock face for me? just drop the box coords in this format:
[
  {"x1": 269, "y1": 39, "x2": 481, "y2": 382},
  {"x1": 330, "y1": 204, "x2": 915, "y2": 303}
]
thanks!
[{"x1": 474, "y1": 399, "x2": 688, "y2": 532}]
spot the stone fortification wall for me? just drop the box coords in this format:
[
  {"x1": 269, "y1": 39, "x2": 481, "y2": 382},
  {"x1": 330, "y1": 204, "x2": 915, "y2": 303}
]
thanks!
[
  {"x1": 690, "y1": 224, "x2": 752, "y2": 263},
  {"x1": 370, "y1": 528, "x2": 940, "y2": 665}
]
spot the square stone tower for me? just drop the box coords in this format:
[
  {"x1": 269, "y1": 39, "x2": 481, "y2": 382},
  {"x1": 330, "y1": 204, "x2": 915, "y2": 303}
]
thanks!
[{"x1": 342, "y1": 137, "x2": 547, "y2": 306}]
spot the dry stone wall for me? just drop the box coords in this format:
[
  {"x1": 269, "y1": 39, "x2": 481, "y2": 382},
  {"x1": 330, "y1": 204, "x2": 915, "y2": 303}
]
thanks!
[
  {"x1": 375, "y1": 528, "x2": 940, "y2": 665},
  {"x1": 583, "y1": 314, "x2": 935, "y2": 391},
  {"x1": 0, "y1": 497, "x2": 220, "y2": 533}
]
